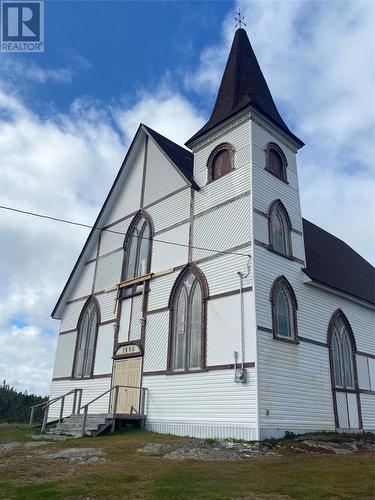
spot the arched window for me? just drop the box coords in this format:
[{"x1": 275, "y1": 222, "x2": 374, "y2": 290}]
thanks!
[
  {"x1": 329, "y1": 312, "x2": 355, "y2": 389},
  {"x1": 270, "y1": 276, "x2": 298, "y2": 342},
  {"x1": 328, "y1": 310, "x2": 361, "y2": 429},
  {"x1": 269, "y1": 200, "x2": 292, "y2": 256},
  {"x1": 73, "y1": 297, "x2": 99, "y2": 378},
  {"x1": 122, "y1": 212, "x2": 153, "y2": 296},
  {"x1": 207, "y1": 143, "x2": 234, "y2": 182},
  {"x1": 169, "y1": 266, "x2": 208, "y2": 371},
  {"x1": 265, "y1": 143, "x2": 287, "y2": 181}
]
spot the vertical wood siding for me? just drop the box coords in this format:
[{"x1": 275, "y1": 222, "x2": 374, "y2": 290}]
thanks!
[
  {"x1": 129, "y1": 294, "x2": 143, "y2": 341},
  {"x1": 94, "y1": 324, "x2": 115, "y2": 375},
  {"x1": 143, "y1": 311, "x2": 169, "y2": 372},
  {"x1": 118, "y1": 298, "x2": 132, "y2": 343}
]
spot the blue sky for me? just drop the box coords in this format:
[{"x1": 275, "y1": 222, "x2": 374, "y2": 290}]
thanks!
[
  {"x1": 0, "y1": 0, "x2": 374, "y2": 395},
  {"x1": 12, "y1": 1, "x2": 230, "y2": 115}
]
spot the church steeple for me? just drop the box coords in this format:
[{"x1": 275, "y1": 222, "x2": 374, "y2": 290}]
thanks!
[{"x1": 186, "y1": 28, "x2": 303, "y2": 147}]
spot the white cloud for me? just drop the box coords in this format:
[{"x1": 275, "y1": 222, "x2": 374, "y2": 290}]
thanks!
[{"x1": 0, "y1": 78, "x2": 203, "y2": 395}]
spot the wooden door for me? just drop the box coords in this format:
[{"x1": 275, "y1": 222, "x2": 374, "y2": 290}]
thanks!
[{"x1": 111, "y1": 358, "x2": 142, "y2": 414}]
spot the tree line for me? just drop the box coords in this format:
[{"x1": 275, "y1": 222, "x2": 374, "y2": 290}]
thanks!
[{"x1": 0, "y1": 381, "x2": 46, "y2": 423}]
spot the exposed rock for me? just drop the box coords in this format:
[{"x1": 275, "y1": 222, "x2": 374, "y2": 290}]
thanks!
[
  {"x1": 0, "y1": 442, "x2": 21, "y2": 453},
  {"x1": 137, "y1": 443, "x2": 174, "y2": 456}
]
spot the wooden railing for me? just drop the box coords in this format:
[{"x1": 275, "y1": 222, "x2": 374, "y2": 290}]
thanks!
[
  {"x1": 29, "y1": 388, "x2": 83, "y2": 433},
  {"x1": 80, "y1": 385, "x2": 148, "y2": 436}
]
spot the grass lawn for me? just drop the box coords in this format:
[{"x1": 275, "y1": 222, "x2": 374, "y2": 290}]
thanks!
[{"x1": 0, "y1": 426, "x2": 374, "y2": 499}]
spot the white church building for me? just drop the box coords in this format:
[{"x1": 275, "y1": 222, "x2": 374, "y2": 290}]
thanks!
[{"x1": 48, "y1": 28, "x2": 375, "y2": 439}]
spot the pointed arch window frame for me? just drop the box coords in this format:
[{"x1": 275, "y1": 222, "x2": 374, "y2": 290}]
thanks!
[
  {"x1": 265, "y1": 142, "x2": 288, "y2": 183},
  {"x1": 121, "y1": 210, "x2": 153, "y2": 297},
  {"x1": 268, "y1": 200, "x2": 292, "y2": 257},
  {"x1": 327, "y1": 309, "x2": 363, "y2": 429},
  {"x1": 270, "y1": 276, "x2": 299, "y2": 344},
  {"x1": 207, "y1": 143, "x2": 235, "y2": 183},
  {"x1": 72, "y1": 296, "x2": 100, "y2": 379},
  {"x1": 167, "y1": 265, "x2": 209, "y2": 373}
]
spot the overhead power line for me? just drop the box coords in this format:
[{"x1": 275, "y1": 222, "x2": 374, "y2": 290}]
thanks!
[{"x1": 0, "y1": 205, "x2": 250, "y2": 258}]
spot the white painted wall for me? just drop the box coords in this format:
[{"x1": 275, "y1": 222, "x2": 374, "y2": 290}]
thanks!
[
  {"x1": 52, "y1": 332, "x2": 76, "y2": 378},
  {"x1": 144, "y1": 368, "x2": 257, "y2": 440},
  {"x1": 143, "y1": 138, "x2": 187, "y2": 207},
  {"x1": 94, "y1": 324, "x2": 115, "y2": 375}
]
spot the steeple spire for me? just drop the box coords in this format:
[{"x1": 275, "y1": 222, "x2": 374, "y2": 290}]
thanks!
[{"x1": 186, "y1": 28, "x2": 303, "y2": 147}]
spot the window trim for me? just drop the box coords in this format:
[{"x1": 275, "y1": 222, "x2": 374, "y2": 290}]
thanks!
[
  {"x1": 72, "y1": 296, "x2": 100, "y2": 379},
  {"x1": 327, "y1": 309, "x2": 363, "y2": 429},
  {"x1": 167, "y1": 264, "x2": 209, "y2": 373},
  {"x1": 270, "y1": 276, "x2": 299, "y2": 343},
  {"x1": 265, "y1": 142, "x2": 288, "y2": 182},
  {"x1": 268, "y1": 199, "x2": 292, "y2": 257},
  {"x1": 207, "y1": 143, "x2": 234, "y2": 183},
  {"x1": 121, "y1": 210, "x2": 153, "y2": 298}
]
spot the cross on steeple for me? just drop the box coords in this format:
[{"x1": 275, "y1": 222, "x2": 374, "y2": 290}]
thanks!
[{"x1": 235, "y1": 8, "x2": 247, "y2": 30}]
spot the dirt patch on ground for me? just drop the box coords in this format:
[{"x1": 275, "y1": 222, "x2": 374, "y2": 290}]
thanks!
[{"x1": 137, "y1": 439, "x2": 279, "y2": 461}]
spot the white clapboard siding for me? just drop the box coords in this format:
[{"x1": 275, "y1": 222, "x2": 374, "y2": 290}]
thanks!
[
  {"x1": 360, "y1": 393, "x2": 375, "y2": 430},
  {"x1": 99, "y1": 219, "x2": 132, "y2": 257},
  {"x1": 94, "y1": 251, "x2": 123, "y2": 292},
  {"x1": 252, "y1": 163, "x2": 303, "y2": 231},
  {"x1": 197, "y1": 251, "x2": 251, "y2": 297},
  {"x1": 106, "y1": 142, "x2": 144, "y2": 224},
  {"x1": 147, "y1": 187, "x2": 191, "y2": 233},
  {"x1": 68, "y1": 261, "x2": 95, "y2": 301},
  {"x1": 194, "y1": 160, "x2": 251, "y2": 216},
  {"x1": 253, "y1": 211, "x2": 269, "y2": 245},
  {"x1": 151, "y1": 223, "x2": 189, "y2": 273},
  {"x1": 143, "y1": 311, "x2": 169, "y2": 372},
  {"x1": 251, "y1": 120, "x2": 299, "y2": 190},
  {"x1": 144, "y1": 368, "x2": 257, "y2": 439},
  {"x1": 258, "y1": 331, "x2": 335, "y2": 430},
  {"x1": 192, "y1": 195, "x2": 251, "y2": 261},
  {"x1": 143, "y1": 138, "x2": 187, "y2": 207},
  {"x1": 193, "y1": 116, "x2": 250, "y2": 186},
  {"x1": 96, "y1": 291, "x2": 117, "y2": 323},
  {"x1": 291, "y1": 231, "x2": 305, "y2": 262},
  {"x1": 48, "y1": 377, "x2": 112, "y2": 421},
  {"x1": 207, "y1": 292, "x2": 255, "y2": 366},
  {"x1": 94, "y1": 324, "x2": 115, "y2": 375},
  {"x1": 53, "y1": 333, "x2": 76, "y2": 378},
  {"x1": 148, "y1": 270, "x2": 180, "y2": 311},
  {"x1": 60, "y1": 299, "x2": 86, "y2": 332},
  {"x1": 254, "y1": 244, "x2": 375, "y2": 352}
]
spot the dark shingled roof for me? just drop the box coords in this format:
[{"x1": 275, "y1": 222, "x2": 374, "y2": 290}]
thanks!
[
  {"x1": 143, "y1": 125, "x2": 199, "y2": 190},
  {"x1": 186, "y1": 28, "x2": 303, "y2": 147},
  {"x1": 303, "y1": 219, "x2": 375, "y2": 305}
]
